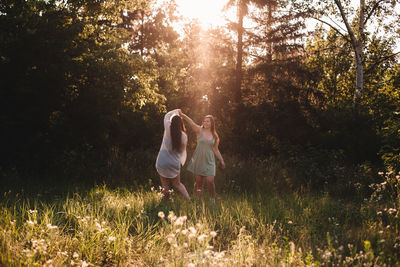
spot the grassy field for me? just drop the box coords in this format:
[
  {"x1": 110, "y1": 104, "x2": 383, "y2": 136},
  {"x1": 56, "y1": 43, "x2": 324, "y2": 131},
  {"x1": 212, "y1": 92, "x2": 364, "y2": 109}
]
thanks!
[{"x1": 1, "y1": 160, "x2": 399, "y2": 266}]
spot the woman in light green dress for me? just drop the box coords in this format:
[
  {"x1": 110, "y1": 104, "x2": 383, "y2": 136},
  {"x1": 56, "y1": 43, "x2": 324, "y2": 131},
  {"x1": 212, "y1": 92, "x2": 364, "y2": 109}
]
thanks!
[{"x1": 179, "y1": 110, "x2": 225, "y2": 202}]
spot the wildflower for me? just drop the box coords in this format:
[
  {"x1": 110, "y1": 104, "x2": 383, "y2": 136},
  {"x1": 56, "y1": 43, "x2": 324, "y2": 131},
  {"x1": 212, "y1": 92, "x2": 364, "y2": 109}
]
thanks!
[
  {"x1": 73, "y1": 252, "x2": 79, "y2": 259},
  {"x1": 204, "y1": 250, "x2": 211, "y2": 255},
  {"x1": 168, "y1": 211, "x2": 176, "y2": 222},
  {"x1": 47, "y1": 224, "x2": 58, "y2": 230},
  {"x1": 158, "y1": 211, "x2": 165, "y2": 219},
  {"x1": 379, "y1": 239, "x2": 385, "y2": 243},
  {"x1": 183, "y1": 242, "x2": 188, "y2": 248},
  {"x1": 188, "y1": 263, "x2": 195, "y2": 267},
  {"x1": 210, "y1": 231, "x2": 217, "y2": 238},
  {"x1": 378, "y1": 172, "x2": 384, "y2": 175},
  {"x1": 28, "y1": 209, "x2": 37, "y2": 214},
  {"x1": 288, "y1": 220, "x2": 293, "y2": 224},
  {"x1": 196, "y1": 223, "x2": 202, "y2": 228},
  {"x1": 198, "y1": 234, "x2": 207, "y2": 242},
  {"x1": 388, "y1": 208, "x2": 397, "y2": 214},
  {"x1": 81, "y1": 261, "x2": 89, "y2": 267},
  {"x1": 174, "y1": 216, "x2": 187, "y2": 226},
  {"x1": 189, "y1": 227, "x2": 197, "y2": 234},
  {"x1": 181, "y1": 229, "x2": 188, "y2": 235},
  {"x1": 108, "y1": 236, "x2": 116, "y2": 242},
  {"x1": 322, "y1": 250, "x2": 332, "y2": 259},
  {"x1": 71, "y1": 260, "x2": 75, "y2": 265},
  {"x1": 188, "y1": 233, "x2": 196, "y2": 239}
]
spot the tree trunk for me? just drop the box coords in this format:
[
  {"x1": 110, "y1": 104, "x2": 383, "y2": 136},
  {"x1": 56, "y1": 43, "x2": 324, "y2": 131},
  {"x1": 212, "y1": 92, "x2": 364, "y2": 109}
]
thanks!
[
  {"x1": 235, "y1": 1, "x2": 244, "y2": 104},
  {"x1": 266, "y1": 3, "x2": 274, "y2": 62},
  {"x1": 334, "y1": 0, "x2": 365, "y2": 110},
  {"x1": 353, "y1": 43, "x2": 363, "y2": 109},
  {"x1": 352, "y1": 0, "x2": 365, "y2": 109}
]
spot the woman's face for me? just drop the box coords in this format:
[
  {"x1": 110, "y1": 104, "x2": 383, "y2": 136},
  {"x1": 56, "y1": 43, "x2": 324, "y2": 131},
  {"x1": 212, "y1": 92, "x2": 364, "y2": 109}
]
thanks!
[{"x1": 203, "y1": 118, "x2": 212, "y2": 129}]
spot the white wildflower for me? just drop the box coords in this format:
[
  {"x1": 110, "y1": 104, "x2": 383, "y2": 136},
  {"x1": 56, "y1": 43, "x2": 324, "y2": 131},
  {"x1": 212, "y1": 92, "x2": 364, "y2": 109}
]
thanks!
[
  {"x1": 210, "y1": 231, "x2": 217, "y2": 238},
  {"x1": 47, "y1": 224, "x2": 58, "y2": 230},
  {"x1": 158, "y1": 211, "x2": 165, "y2": 219},
  {"x1": 188, "y1": 233, "x2": 196, "y2": 239},
  {"x1": 73, "y1": 252, "x2": 79, "y2": 259},
  {"x1": 388, "y1": 208, "x2": 397, "y2": 214},
  {"x1": 174, "y1": 216, "x2": 187, "y2": 226},
  {"x1": 168, "y1": 211, "x2": 176, "y2": 222},
  {"x1": 198, "y1": 234, "x2": 207, "y2": 242}
]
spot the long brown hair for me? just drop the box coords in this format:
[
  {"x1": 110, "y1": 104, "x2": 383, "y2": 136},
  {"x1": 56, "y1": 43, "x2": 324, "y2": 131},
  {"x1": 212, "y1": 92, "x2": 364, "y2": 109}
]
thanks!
[
  {"x1": 202, "y1": 115, "x2": 219, "y2": 142},
  {"x1": 171, "y1": 115, "x2": 185, "y2": 152}
]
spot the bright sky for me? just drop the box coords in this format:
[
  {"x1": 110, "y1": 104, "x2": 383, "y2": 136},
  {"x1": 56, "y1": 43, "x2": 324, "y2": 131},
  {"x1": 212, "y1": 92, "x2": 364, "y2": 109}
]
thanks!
[{"x1": 174, "y1": 0, "x2": 233, "y2": 29}]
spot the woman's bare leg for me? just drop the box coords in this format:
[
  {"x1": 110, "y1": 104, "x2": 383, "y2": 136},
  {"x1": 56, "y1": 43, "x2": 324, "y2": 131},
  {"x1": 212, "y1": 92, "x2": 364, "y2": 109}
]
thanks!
[
  {"x1": 195, "y1": 175, "x2": 205, "y2": 199},
  {"x1": 205, "y1": 176, "x2": 215, "y2": 200},
  {"x1": 160, "y1": 176, "x2": 171, "y2": 199},
  {"x1": 171, "y1": 174, "x2": 191, "y2": 200}
]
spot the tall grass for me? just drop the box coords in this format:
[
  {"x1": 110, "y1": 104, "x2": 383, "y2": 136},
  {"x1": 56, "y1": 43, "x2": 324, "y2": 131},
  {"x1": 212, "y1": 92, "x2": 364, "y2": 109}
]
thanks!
[
  {"x1": 1, "y1": 154, "x2": 399, "y2": 266},
  {"x1": 1, "y1": 169, "x2": 400, "y2": 266}
]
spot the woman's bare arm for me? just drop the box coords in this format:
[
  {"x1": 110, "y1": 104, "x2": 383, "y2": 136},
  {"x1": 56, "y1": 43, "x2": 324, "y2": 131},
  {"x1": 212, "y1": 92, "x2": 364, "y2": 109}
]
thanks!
[
  {"x1": 212, "y1": 138, "x2": 226, "y2": 169},
  {"x1": 179, "y1": 110, "x2": 201, "y2": 136}
]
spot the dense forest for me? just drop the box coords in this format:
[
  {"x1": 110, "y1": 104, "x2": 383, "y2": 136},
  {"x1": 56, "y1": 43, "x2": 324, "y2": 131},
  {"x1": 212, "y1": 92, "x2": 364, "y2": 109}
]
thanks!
[{"x1": 1, "y1": 0, "x2": 399, "y2": 189}]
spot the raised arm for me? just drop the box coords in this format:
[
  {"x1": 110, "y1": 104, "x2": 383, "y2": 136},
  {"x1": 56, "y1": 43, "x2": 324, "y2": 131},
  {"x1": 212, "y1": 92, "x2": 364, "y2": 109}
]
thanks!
[
  {"x1": 179, "y1": 110, "x2": 201, "y2": 136},
  {"x1": 212, "y1": 138, "x2": 226, "y2": 169}
]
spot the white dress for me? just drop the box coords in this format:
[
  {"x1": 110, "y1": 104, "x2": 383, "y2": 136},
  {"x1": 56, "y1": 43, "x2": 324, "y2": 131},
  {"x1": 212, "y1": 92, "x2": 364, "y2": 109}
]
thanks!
[{"x1": 155, "y1": 109, "x2": 187, "y2": 178}]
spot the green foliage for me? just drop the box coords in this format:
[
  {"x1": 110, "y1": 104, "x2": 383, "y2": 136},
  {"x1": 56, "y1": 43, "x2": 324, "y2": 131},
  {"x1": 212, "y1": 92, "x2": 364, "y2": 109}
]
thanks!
[{"x1": 0, "y1": 0, "x2": 168, "y2": 178}]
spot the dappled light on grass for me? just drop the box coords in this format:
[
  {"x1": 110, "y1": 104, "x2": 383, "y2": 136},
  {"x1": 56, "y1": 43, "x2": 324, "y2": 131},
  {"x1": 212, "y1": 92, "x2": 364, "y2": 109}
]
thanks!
[{"x1": 1, "y1": 172, "x2": 400, "y2": 265}]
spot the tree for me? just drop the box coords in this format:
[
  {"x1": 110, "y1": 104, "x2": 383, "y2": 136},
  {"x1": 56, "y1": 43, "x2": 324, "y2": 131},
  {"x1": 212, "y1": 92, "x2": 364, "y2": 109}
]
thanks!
[
  {"x1": 306, "y1": 0, "x2": 400, "y2": 109},
  {"x1": 0, "y1": 0, "x2": 166, "y2": 176}
]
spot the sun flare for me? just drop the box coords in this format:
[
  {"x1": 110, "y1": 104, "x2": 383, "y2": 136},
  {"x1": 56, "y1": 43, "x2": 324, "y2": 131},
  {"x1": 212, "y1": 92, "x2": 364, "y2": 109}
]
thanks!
[{"x1": 175, "y1": 0, "x2": 232, "y2": 29}]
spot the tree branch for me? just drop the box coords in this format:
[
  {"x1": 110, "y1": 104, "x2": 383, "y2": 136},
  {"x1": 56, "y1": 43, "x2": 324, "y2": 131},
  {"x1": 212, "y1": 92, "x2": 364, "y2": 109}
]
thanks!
[
  {"x1": 365, "y1": 51, "x2": 400, "y2": 74},
  {"x1": 364, "y1": 0, "x2": 386, "y2": 25},
  {"x1": 311, "y1": 17, "x2": 351, "y2": 43},
  {"x1": 334, "y1": 0, "x2": 357, "y2": 47}
]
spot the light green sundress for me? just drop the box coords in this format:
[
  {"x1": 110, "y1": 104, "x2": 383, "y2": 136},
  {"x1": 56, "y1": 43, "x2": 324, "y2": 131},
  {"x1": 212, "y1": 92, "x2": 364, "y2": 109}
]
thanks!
[{"x1": 187, "y1": 129, "x2": 216, "y2": 176}]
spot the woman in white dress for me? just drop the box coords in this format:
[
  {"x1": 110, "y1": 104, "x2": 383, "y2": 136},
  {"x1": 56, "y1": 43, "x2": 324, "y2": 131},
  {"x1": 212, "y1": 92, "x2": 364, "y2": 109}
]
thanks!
[{"x1": 155, "y1": 109, "x2": 191, "y2": 200}]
